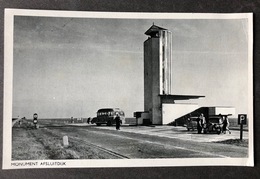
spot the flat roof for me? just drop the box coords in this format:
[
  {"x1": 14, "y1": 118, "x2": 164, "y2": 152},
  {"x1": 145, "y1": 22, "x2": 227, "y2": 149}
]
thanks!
[{"x1": 159, "y1": 94, "x2": 205, "y2": 100}]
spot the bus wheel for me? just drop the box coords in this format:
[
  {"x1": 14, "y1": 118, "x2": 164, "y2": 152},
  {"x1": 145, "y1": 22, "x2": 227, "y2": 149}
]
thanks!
[{"x1": 107, "y1": 121, "x2": 112, "y2": 126}]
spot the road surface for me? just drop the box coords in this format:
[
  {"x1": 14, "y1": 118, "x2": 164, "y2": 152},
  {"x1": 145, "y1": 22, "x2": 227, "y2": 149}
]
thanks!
[{"x1": 44, "y1": 125, "x2": 248, "y2": 159}]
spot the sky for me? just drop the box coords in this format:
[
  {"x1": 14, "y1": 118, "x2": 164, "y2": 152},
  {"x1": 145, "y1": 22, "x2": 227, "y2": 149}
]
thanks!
[{"x1": 12, "y1": 15, "x2": 250, "y2": 118}]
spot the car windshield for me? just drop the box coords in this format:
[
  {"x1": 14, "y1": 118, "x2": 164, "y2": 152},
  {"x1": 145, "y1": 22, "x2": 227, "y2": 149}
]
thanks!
[{"x1": 209, "y1": 118, "x2": 219, "y2": 123}]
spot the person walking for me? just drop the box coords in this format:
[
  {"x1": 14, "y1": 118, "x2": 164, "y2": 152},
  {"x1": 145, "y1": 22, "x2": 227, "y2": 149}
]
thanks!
[
  {"x1": 223, "y1": 116, "x2": 231, "y2": 134},
  {"x1": 115, "y1": 113, "x2": 121, "y2": 130}
]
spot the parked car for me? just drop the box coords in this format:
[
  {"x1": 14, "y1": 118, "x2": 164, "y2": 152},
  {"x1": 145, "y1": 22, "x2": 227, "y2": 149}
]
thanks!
[
  {"x1": 203, "y1": 116, "x2": 222, "y2": 134},
  {"x1": 186, "y1": 117, "x2": 198, "y2": 131},
  {"x1": 91, "y1": 117, "x2": 97, "y2": 124}
]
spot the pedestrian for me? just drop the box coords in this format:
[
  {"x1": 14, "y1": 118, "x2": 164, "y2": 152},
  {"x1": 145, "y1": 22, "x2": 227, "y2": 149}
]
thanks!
[
  {"x1": 226, "y1": 116, "x2": 231, "y2": 134},
  {"x1": 199, "y1": 113, "x2": 206, "y2": 133},
  {"x1": 87, "y1": 117, "x2": 90, "y2": 124},
  {"x1": 197, "y1": 116, "x2": 202, "y2": 134},
  {"x1": 223, "y1": 116, "x2": 231, "y2": 134},
  {"x1": 218, "y1": 114, "x2": 223, "y2": 133},
  {"x1": 115, "y1": 113, "x2": 121, "y2": 130}
]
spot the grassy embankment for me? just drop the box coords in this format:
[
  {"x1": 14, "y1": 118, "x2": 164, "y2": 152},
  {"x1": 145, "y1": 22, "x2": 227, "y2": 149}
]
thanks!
[
  {"x1": 215, "y1": 139, "x2": 248, "y2": 147},
  {"x1": 12, "y1": 120, "x2": 116, "y2": 160}
]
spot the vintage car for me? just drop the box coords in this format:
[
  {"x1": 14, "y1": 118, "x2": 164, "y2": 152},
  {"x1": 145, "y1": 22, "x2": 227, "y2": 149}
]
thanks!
[
  {"x1": 203, "y1": 116, "x2": 222, "y2": 134},
  {"x1": 91, "y1": 117, "x2": 97, "y2": 124},
  {"x1": 186, "y1": 117, "x2": 198, "y2": 131}
]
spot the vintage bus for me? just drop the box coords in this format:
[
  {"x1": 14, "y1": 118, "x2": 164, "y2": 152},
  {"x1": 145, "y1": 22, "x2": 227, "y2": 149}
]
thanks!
[{"x1": 95, "y1": 108, "x2": 125, "y2": 126}]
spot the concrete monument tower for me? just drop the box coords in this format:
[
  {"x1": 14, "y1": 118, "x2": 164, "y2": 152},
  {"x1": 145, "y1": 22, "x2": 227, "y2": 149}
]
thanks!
[{"x1": 144, "y1": 25, "x2": 204, "y2": 125}]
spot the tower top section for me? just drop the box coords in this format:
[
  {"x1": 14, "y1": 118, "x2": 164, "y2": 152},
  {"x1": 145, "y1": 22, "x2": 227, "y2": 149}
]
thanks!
[{"x1": 144, "y1": 24, "x2": 167, "y2": 38}]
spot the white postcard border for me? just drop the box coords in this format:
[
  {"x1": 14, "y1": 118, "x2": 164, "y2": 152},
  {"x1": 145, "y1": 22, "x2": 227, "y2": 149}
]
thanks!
[{"x1": 3, "y1": 9, "x2": 254, "y2": 169}]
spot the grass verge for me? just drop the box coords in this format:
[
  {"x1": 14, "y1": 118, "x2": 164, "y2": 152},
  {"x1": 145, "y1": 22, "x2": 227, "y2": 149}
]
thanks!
[{"x1": 214, "y1": 139, "x2": 248, "y2": 147}]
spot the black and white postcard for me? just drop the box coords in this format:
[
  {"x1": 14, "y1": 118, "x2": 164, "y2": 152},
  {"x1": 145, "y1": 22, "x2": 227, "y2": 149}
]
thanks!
[{"x1": 3, "y1": 9, "x2": 253, "y2": 169}]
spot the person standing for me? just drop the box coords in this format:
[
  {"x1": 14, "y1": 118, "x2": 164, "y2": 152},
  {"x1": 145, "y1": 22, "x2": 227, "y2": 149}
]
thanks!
[
  {"x1": 223, "y1": 116, "x2": 231, "y2": 134},
  {"x1": 197, "y1": 116, "x2": 202, "y2": 134},
  {"x1": 218, "y1": 114, "x2": 224, "y2": 133},
  {"x1": 115, "y1": 113, "x2": 121, "y2": 130},
  {"x1": 199, "y1": 113, "x2": 206, "y2": 133}
]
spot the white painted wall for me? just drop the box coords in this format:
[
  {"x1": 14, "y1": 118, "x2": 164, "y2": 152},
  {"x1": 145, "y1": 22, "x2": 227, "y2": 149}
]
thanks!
[
  {"x1": 162, "y1": 103, "x2": 199, "y2": 124},
  {"x1": 208, "y1": 107, "x2": 236, "y2": 116}
]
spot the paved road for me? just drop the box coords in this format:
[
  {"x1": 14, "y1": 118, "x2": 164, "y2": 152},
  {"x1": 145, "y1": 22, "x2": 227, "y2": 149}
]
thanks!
[
  {"x1": 95, "y1": 125, "x2": 248, "y2": 143},
  {"x1": 48, "y1": 125, "x2": 248, "y2": 158}
]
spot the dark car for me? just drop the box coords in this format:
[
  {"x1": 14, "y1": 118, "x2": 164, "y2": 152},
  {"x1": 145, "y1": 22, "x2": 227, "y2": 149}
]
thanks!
[
  {"x1": 203, "y1": 116, "x2": 222, "y2": 134},
  {"x1": 186, "y1": 117, "x2": 198, "y2": 131},
  {"x1": 91, "y1": 117, "x2": 97, "y2": 124}
]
